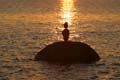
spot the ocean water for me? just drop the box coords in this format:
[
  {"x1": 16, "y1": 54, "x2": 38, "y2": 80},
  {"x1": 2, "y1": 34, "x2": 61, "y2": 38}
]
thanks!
[{"x1": 0, "y1": 0, "x2": 120, "y2": 80}]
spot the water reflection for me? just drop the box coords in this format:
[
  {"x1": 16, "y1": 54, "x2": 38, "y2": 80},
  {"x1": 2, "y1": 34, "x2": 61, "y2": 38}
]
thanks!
[{"x1": 60, "y1": 0, "x2": 75, "y2": 24}]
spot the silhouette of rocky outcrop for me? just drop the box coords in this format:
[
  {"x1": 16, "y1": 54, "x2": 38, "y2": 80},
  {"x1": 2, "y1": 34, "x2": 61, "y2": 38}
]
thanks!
[{"x1": 34, "y1": 41, "x2": 100, "y2": 64}]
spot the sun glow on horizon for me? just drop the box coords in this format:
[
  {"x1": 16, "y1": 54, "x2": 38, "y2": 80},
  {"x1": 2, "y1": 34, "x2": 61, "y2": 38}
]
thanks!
[{"x1": 60, "y1": 0, "x2": 75, "y2": 25}]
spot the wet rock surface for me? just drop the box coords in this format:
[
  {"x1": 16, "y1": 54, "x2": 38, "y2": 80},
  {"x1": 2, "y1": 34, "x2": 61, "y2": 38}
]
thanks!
[{"x1": 35, "y1": 41, "x2": 100, "y2": 64}]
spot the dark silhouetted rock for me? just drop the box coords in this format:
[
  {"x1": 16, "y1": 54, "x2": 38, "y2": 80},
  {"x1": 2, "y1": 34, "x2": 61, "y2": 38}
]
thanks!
[{"x1": 34, "y1": 41, "x2": 100, "y2": 64}]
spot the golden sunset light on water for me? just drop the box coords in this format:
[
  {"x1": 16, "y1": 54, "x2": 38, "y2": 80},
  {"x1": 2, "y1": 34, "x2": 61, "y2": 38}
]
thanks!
[
  {"x1": 0, "y1": 0, "x2": 120, "y2": 80},
  {"x1": 61, "y1": 0, "x2": 75, "y2": 24}
]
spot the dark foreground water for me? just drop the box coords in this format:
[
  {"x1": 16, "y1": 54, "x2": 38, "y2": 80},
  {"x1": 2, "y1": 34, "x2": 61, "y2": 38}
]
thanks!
[{"x1": 0, "y1": 0, "x2": 120, "y2": 80}]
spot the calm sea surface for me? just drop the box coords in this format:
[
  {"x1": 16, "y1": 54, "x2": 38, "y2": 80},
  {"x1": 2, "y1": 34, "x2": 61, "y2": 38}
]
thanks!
[{"x1": 0, "y1": 0, "x2": 120, "y2": 80}]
